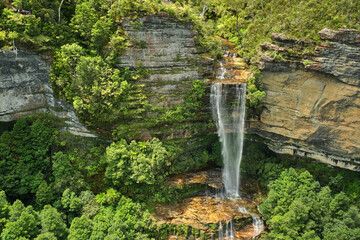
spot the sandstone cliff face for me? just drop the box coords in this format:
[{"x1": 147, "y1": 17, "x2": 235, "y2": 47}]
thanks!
[
  {"x1": 251, "y1": 29, "x2": 360, "y2": 170},
  {"x1": 119, "y1": 13, "x2": 213, "y2": 107},
  {"x1": 0, "y1": 50, "x2": 95, "y2": 137}
]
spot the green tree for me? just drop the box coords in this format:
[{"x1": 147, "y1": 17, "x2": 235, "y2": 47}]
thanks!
[
  {"x1": 51, "y1": 44, "x2": 147, "y2": 125},
  {"x1": 61, "y1": 189, "x2": 83, "y2": 217},
  {"x1": 90, "y1": 207, "x2": 114, "y2": 239},
  {"x1": 260, "y1": 168, "x2": 360, "y2": 239},
  {"x1": 49, "y1": 43, "x2": 85, "y2": 99},
  {"x1": 0, "y1": 118, "x2": 53, "y2": 198},
  {"x1": 1, "y1": 201, "x2": 40, "y2": 240},
  {"x1": 90, "y1": 196, "x2": 154, "y2": 239},
  {"x1": 70, "y1": 2, "x2": 99, "y2": 44},
  {"x1": 0, "y1": 191, "x2": 10, "y2": 233},
  {"x1": 52, "y1": 152, "x2": 84, "y2": 194},
  {"x1": 90, "y1": 16, "x2": 115, "y2": 53},
  {"x1": 39, "y1": 205, "x2": 68, "y2": 239},
  {"x1": 323, "y1": 206, "x2": 360, "y2": 240},
  {"x1": 105, "y1": 138, "x2": 170, "y2": 186},
  {"x1": 107, "y1": 196, "x2": 153, "y2": 239},
  {"x1": 79, "y1": 191, "x2": 100, "y2": 219},
  {"x1": 68, "y1": 215, "x2": 93, "y2": 240},
  {"x1": 0, "y1": 143, "x2": 17, "y2": 198},
  {"x1": 224, "y1": 0, "x2": 247, "y2": 29},
  {"x1": 35, "y1": 232, "x2": 57, "y2": 240},
  {"x1": 36, "y1": 181, "x2": 55, "y2": 208}
]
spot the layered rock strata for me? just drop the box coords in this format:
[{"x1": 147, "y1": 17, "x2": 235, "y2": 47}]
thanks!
[
  {"x1": 0, "y1": 49, "x2": 95, "y2": 137},
  {"x1": 251, "y1": 29, "x2": 360, "y2": 170},
  {"x1": 119, "y1": 13, "x2": 213, "y2": 107}
]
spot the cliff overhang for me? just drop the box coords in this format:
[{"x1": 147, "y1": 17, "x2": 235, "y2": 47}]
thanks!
[{"x1": 250, "y1": 28, "x2": 360, "y2": 171}]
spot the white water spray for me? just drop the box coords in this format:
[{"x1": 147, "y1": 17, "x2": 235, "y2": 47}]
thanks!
[
  {"x1": 238, "y1": 207, "x2": 264, "y2": 236},
  {"x1": 218, "y1": 220, "x2": 236, "y2": 240},
  {"x1": 210, "y1": 83, "x2": 247, "y2": 197}
]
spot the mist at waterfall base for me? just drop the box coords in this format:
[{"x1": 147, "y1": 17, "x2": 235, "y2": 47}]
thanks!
[{"x1": 211, "y1": 83, "x2": 246, "y2": 198}]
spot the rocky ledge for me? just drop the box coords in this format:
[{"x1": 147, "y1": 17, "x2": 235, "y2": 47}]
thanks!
[
  {"x1": 250, "y1": 28, "x2": 360, "y2": 171},
  {"x1": 154, "y1": 169, "x2": 263, "y2": 239},
  {"x1": 0, "y1": 49, "x2": 95, "y2": 137},
  {"x1": 258, "y1": 28, "x2": 360, "y2": 86}
]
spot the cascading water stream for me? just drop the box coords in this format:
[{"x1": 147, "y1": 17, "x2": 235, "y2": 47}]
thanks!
[
  {"x1": 218, "y1": 220, "x2": 235, "y2": 240},
  {"x1": 211, "y1": 44, "x2": 263, "y2": 239},
  {"x1": 238, "y1": 207, "x2": 264, "y2": 236},
  {"x1": 210, "y1": 82, "x2": 247, "y2": 198},
  {"x1": 216, "y1": 62, "x2": 227, "y2": 79}
]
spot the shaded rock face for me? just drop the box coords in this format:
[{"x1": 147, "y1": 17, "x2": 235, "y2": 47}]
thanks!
[
  {"x1": 0, "y1": 50, "x2": 95, "y2": 137},
  {"x1": 119, "y1": 13, "x2": 213, "y2": 107},
  {"x1": 309, "y1": 29, "x2": 360, "y2": 86},
  {"x1": 260, "y1": 29, "x2": 360, "y2": 86},
  {"x1": 251, "y1": 29, "x2": 360, "y2": 170}
]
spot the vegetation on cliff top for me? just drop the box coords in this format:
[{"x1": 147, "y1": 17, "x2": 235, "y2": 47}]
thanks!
[
  {"x1": 2, "y1": 0, "x2": 358, "y2": 124},
  {"x1": 1, "y1": 0, "x2": 358, "y2": 62}
]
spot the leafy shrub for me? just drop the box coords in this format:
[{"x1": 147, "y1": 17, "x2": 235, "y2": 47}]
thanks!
[{"x1": 105, "y1": 138, "x2": 170, "y2": 186}]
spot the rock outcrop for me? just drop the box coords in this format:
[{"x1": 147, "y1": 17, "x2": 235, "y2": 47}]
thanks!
[
  {"x1": 119, "y1": 13, "x2": 213, "y2": 107},
  {"x1": 213, "y1": 38, "x2": 252, "y2": 84},
  {"x1": 154, "y1": 169, "x2": 263, "y2": 239},
  {"x1": 308, "y1": 28, "x2": 360, "y2": 86},
  {"x1": 250, "y1": 28, "x2": 360, "y2": 170},
  {"x1": 0, "y1": 49, "x2": 95, "y2": 137}
]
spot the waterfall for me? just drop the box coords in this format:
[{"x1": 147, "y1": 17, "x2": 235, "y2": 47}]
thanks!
[
  {"x1": 212, "y1": 43, "x2": 262, "y2": 239},
  {"x1": 210, "y1": 83, "x2": 247, "y2": 197},
  {"x1": 218, "y1": 221, "x2": 235, "y2": 240},
  {"x1": 226, "y1": 220, "x2": 235, "y2": 239},
  {"x1": 238, "y1": 207, "x2": 264, "y2": 236},
  {"x1": 216, "y1": 62, "x2": 227, "y2": 79},
  {"x1": 218, "y1": 221, "x2": 224, "y2": 239}
]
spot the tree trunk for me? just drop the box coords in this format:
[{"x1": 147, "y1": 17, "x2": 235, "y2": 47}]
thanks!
[
  {"x1": 200, "y1": 4, "x2": 208, "y2": 18},
  {"x1": 58, "y1": 0, "x2": 64, "y2": 23}
]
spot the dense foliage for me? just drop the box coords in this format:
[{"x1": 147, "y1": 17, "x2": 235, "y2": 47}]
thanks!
[
  {"x1": 0, "y1": 117, "x2": 54, "y2": 200},
  {"x1": 0, "y1": 115, "x2": 221, "y2": 239},
  {"x1": 105, "y1": 138, "x2": 170, "y2": 185},
  {"x1": 240, "y1": 138, "x2": 360, "y2": 239},
  {"x1": 204, "y1": 0, "x2": 360, "y2": 62},
  {"x1": 1, "y1": 0, "x2": 360, "y2": 239},
  {"x1": 50, "y1": 43, "x2": 148, "y2": 126},
  {"x1": 260, "y1": 169, "x2": 360, "y2": 240}
]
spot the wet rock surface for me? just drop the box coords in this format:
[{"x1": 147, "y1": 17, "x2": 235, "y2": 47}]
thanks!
[
  {"x1": 0, "y1": 50, "x2": 95, "y2": 137},
  {"x1": 166, "y1": 169, "x2": 223, "y2": 189},
  {"x1": 153, "y1": 169, "x2": 264, "y2": 239},
  {"x1": 155, "y1": 195, "x2": 260, "y2": 238},
  {"x1": 211, "y1": 38, "x2": 252, "y2": 85}
]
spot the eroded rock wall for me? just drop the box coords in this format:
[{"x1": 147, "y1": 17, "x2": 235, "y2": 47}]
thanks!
[
  {"x1": 0, "y1": 14, "x2": 214, "y2": 140},
  {"x1": 251, "y1": 29, "x2": 360, "y2": 170},
  {"x1": 0, "y1": 50, "x2": 95, "y2": 137},
  {"x1": 119, "y1": 13, "x2": 213, "y2": 107}
]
